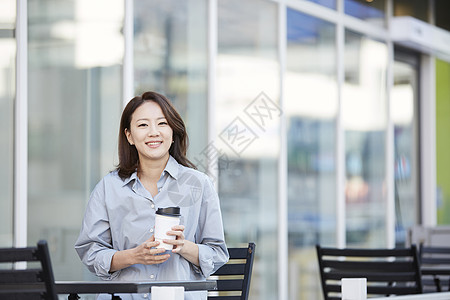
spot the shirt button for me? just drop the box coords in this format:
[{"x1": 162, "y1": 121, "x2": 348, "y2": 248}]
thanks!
[
  {"x1": 150, "y1": 228, "x2": 154, "y2": 233},
  {"x1": 143, "y1": 294, "x2": 148, "y2": 298},
  {"x1": 151, "y1": 204, "x2": 155, "y2": 209},
  {"x1": 150, "y1": 274, "x2": 155, "y2": 279}
]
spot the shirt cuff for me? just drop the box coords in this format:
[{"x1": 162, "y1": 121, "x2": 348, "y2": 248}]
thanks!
[
  {"x1": 197, "y1": 244, "x2": 215, "y2": 277},
  {"x1": 94, "y1": 249, "x2": 121, "y2": 280}
]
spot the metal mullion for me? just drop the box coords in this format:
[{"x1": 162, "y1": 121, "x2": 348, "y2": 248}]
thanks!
[
  {"x1": 385, "y1": 0, "x2": 395, "y2": 248},
  {"x1": 123, "y1": 0, "x2": 134, "y2": 107},
  {"x1": 336, "y1": 0, "x2": 346, "y2": 248},
  {"x1": 207, "y1": 0, "x2": 218, "y2": 185},
  {"x1": 14, "y1": 0, "x2": 28, "y2": 250},
  {"x1": 277, "y1": 3, "x2": 288, "y2": 300}
]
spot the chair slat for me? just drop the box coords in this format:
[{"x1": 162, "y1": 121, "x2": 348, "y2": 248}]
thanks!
[
  {"x1": 368, "y1": 285, "x2": 421, "y2": 295},
  {"x1": 320, "y1": 247, "x2": 416, "y2": 257},
  {"x1": 227, "y1": 248, "x2": 250, "y2": 259},
  {"x1": 0, "y1": 248, "x2": 38, "y2": 263},
  {"x1": 209, "y1": 296, "x2": 241, "y2": 300},
  {"x1": 324, "y1": 271, "x2": 419, "y2": 281},
  {"x1": 211, "y1": 264, "x2": 245, "y2": 276},
  {"x1": 0, "y1": 293, "x2": 43, "y2": 300},
  {"x1": 0, "y1": 269, "x2": 41, "y2": 283},
  {"x1": 216, "y1": 279, "x2": 244, "y2": 291},
  {"x1": 322, "y1": 260, "x2": 417, "y2": 272},
  {"x1": 421, "y1": 257, "x2": 450, "y2": 264}
]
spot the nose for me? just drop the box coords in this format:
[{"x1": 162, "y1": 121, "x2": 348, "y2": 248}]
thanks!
[{"x1": 147, "y1": 123, "x2": 160, "y2": 136}]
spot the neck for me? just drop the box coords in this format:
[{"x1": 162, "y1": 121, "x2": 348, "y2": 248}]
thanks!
[{"x1": 137, "y1": 155, "x2": 170, "y2": 182}]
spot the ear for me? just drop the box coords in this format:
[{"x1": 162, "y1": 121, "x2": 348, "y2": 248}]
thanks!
[{"x1": 125, "y1": 128, "x2": 134, "y2": 146}]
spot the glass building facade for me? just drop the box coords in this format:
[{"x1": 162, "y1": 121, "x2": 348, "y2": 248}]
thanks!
[{"x1": 3, "y1": 0, "x2": 450, "y2": 299}]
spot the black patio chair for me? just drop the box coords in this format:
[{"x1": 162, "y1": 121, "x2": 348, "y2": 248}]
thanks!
[
  {"x1": 208, "y1": 242, "x2": 256, "y2": 300},
  {"x1": 419, "y1": 245, "x2": 450, "y2": 292},
  {"x1": 316, "y1": 244, "x2": 423, "y2": 300},
  {"x1": 0, "y1": 240, "x2": 58, "y2": 300}
]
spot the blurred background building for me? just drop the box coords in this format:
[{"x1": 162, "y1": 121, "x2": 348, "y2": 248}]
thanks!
[{"x1": 1, "y1": 0, "x2": 450, "y2": 299}]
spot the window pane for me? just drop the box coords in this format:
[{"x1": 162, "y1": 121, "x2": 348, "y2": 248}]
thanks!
[
  {"x1": 392, "y1": 51, "x2": 420, "y2": 246},
  {"x1": 286, "y1": 9, "x2": 337, "y2": 300},
  {"x1": 28, "y1": 0, "x2": 123, "y2": 281},
  {"x1": 304, "y1": 0, "x2": 336, "y2": 10},
  {"x1": 0, "y1": 0, "x2": 15, "y2": 248},
  {"x1": 133, "y1": 0, "x2": 208, "y2": 163},
  {"x1": 394, "y1": 0, "x2": 430, "y2": 22},
  {"x1": 344, "y1": 30, "x2": 388, "y2": 247},
  {"x1": 217, "y1": 1, "x2": 279, "y2": 299},
  {"x1": 345, "y1": 0, "x2": 386, "y2": 25}
]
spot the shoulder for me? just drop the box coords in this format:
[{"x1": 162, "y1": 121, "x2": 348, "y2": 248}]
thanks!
[
  {"x1": 178, "y1": 164, "x2": 213, "y2": 183},
  {"x1": 92, "y1": 170, "x2": 131, "y2": 192}
]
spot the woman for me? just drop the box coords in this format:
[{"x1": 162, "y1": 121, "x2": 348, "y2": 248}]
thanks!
[{"x1": 75, "y1": 91, "x2": 229, "y2": 300}]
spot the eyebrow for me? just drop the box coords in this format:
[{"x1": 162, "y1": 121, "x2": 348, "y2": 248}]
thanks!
[{"x1": 135, "y1": 117, "x2": 167, "y2": 122}]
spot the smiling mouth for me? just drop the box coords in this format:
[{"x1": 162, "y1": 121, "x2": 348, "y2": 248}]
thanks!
[{"x1": 146, "y1": 141, "x2": 162, "y2": 147}]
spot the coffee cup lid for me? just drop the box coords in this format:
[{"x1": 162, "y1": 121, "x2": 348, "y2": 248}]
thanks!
[{"x1": 156, "y1": 206, "x2": 181, "y2": 217}]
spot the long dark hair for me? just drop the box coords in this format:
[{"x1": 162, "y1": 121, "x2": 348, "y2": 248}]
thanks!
[{"x1": 116, "y1": 91, "x2": 196, "y2": 179}]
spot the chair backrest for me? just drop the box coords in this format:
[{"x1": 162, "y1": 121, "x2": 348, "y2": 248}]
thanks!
[
  {"x1": 0, "y1": 240, "x2": 57, "y2": 300},
  {"x1": 419, "y1": 245, "x2": 450, "y2": 292},
  {"x1": 316, "y1": 244, "x2": 423, "y2": 300},
  {"x1": 208, "y1": 243, "x2": 255, "y2": 300}
]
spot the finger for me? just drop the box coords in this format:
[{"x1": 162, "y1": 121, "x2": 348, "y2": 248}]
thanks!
[
  {"x1": 143, "y1": 236, "x2": 156, "y2": 244},
  {"x1": 171, "y1": 241, "x2": 184, "y2": 253},
  {"x1": 144, "y1": 240, "x2": 160, "y2": 249},
  {"x1": 149, "y1": 247, "x2": 167, "y2": 255},
  {"x1": 171, "y1": 225, "x2": 185, "y2": 231},
  {"x1": 147, "y1": 253, "x2": 171, "y2": 264},
  {"x1": 166, "y1": 230, "x2": 181, "y2": 237}
]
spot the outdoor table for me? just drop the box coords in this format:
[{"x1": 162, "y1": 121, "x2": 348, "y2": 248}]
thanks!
[{"x1": 55, "y1": 280, "x2": 217, "y2": 299}]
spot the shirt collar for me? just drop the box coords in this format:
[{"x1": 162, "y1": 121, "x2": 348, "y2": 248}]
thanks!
[
  {"x1": 121, "y1": 155, "x2": 179, "y2": 186},
  {"x1": 122, "y1": 171, "x2": 138, "y2": 187},
  {"x1": 165, "y1": 155, "x2": 179, "y2": 180}
]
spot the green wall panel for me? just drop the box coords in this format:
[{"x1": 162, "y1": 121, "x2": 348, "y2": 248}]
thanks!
[{"x1": 436, "y1": 58, "x2": 450, "y2": 224}]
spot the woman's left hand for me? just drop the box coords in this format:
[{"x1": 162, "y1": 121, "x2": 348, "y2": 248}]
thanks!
[{"x1": 165, "y1": 225, "x2": 185, "y2": 253}]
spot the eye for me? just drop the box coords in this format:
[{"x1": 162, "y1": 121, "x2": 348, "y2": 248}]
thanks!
[
  {"x1": 138, "y1": 123, "x2": 148, "y2": 127},
  {"x1": 159, "y1": 121, "x2": 168, "y2": 126}
]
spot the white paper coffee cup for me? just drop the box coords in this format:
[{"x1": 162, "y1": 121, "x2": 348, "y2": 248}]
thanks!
[
  {"x1": 341, "y1": 278, "x2": 367, "y2": 300},
  {"x1": 154, "y1": 207, "x2": 181, "y2": 250}
]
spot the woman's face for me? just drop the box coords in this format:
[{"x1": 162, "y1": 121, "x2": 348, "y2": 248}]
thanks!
[{"x1": 125, "y1": 101, "x2": 173, "y2": 165}]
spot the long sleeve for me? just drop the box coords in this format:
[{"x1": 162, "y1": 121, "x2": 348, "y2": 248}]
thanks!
[
  {"x1": 74, "y1": 178, "x2": 119, "y2": 280},
  {"x1": 195, "y1": 175, "x2": 229, "y2": 277}
]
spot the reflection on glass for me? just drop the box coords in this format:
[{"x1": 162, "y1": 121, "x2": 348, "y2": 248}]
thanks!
[
  {"x1": 286, "y1": 9, "x2": 337, "y2": 300},
  {"x1": 217, "y1": 0, "x2": 279, "y2": 299},
  {"x1": 344, "y1": 30, "x2": 388, "y2": 247},
  {"x1": 391, "y1": 54, "x2": 419, "y2": 246},
  {"x1": 345, "y1": 0, "x2": 386, "y2": 25},
  {"x1": 133, "y1": 0, "x2": 208, "y2": 164},
  {"x1": 0, "y1": 0, "x2": 15, "y2": 248},
  {"x1": 28, "y1": 0, "x2": 123, "y2": 282},
  {"x1": 304, "y1": 0, "x2": 336, "y2": 10},
  {"x1": 394, "y1": 0, "x2": 429, "y2": 22}
]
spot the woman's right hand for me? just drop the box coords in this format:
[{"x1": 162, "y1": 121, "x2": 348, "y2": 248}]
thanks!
[
  {"x1": 133, "y1": 235, "x2": 171, "y2": 265},
  {"x1": 110, "y1": 236, "x2": 170, "y2": 272}
]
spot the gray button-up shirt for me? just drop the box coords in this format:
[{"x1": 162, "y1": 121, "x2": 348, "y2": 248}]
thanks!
[{"x1": 75, "y1": 156, "x2": 229, "y2": 300}]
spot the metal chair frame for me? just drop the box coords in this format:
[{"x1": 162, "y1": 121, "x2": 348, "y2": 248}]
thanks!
[
  {"x1": 0, "y1": 240, "x2": 58, "y2": 300},
  {"x1": 208, "y1": 243, "x2": 256, "y2": 300},
  {"x1": 316, "y1": 244, "x2": 423, "y2": 300},
  {"x1": 419, "y1": 245, "x2": 450, "y2": 293}
]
